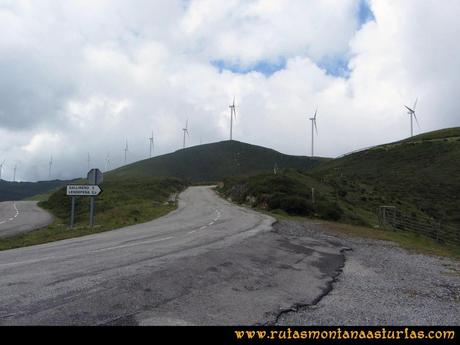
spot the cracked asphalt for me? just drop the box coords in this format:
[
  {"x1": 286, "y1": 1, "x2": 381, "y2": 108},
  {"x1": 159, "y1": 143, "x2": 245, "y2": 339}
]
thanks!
[
  {"x1": 275, "y1": 220, "x2": 460, "y2": 325},
  {"x1": 0, "y1": 187, "x2": 345, "y2": 325}
]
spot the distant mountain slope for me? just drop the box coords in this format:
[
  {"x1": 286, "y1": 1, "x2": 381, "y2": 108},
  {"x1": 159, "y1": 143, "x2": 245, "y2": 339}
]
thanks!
[
  {"x1": 107, "y1": 140, "x2": 328, "y2": 182},
  {"x1": 0, "y1": 180, "x2": 70, "y2": 201}
]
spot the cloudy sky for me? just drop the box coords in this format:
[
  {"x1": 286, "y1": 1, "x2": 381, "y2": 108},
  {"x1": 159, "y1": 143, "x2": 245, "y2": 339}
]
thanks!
[{"x1": 1, "y1": 0, "x2": 459, "y2": 182}]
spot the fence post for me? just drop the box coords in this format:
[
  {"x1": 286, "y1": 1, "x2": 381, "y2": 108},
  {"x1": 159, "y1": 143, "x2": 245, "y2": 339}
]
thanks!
[
  {"x1": 436, "y1": 221, "x2": 441, "y2": 243},
  {"x1": 381, "y1": 207, "x2": 387, "y2": 229}
]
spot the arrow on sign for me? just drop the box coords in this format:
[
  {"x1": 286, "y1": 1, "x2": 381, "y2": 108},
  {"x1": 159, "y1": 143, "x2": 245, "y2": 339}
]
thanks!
[{"x1": 67, "y1": 185, "x2": 102, "y2": 196}]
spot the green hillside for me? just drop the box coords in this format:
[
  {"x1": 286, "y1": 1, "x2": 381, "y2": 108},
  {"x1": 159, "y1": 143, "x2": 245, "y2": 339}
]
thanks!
[
  {"x1": 40, "y1": 177, "x2": 185, "y2": 229},
  {"x1": 220, "y1": 128, "x2": 460, "y2": 230},
  {"x1": 0, "y1": 176, "x2": 185, "y2": 251},
  {"x1": 106, "y1": 140, "x2": 327, "y2": 182},
  {"x1": 313, "y1": 127, "x2": 460, "y2": 225},
  {"x1": 0, "y1": 179, "x2": 70, "y2": 201}
]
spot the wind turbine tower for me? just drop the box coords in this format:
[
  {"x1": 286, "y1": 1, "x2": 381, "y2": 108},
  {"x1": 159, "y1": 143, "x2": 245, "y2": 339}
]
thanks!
[
  {"x1": 105, "y1": 153, "x2": 111, "y2": 172},
  {"x1": 229, "y1": 97, "x2": 237, "y2": 140},
  {"x1": 182, "y1": 119, "x2": 189, "y2": 149},
  {"x1": 404, "y1": 98, "x2": 419, "y2": 137},
  {"x1": 13, "y1": 164, "x2": 17, "y2": 182},
  {"x1": 149, "y1": 130, "x2": 154, "y2": 158},
  {"x1": 49, "y1": 155, "x2": 53, "y2": 179},
  {"x1": 0, "y1": 160, "x2": 5, "y2": 180},
  {"x1": 309, "y1": 108, "x2": 318, "y2": 157},
  {"x1": 124, "y1": 139, "x2": 129, "y2": 164},
  {"x1": 87, "y1": 153, "x2": 91, "y2": 171}
]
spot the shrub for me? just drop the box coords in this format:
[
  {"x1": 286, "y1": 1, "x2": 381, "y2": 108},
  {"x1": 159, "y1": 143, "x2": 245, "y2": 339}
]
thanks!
[
  {"x1": 267, "y1": 194, "x2": 313, "y2": 216},
  {"x1": 338, "y1": 189, "x2": 347, "y2": 197}
]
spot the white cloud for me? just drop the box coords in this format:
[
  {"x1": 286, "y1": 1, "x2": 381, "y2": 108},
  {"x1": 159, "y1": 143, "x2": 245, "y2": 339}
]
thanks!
[
  {"x1": 181, "y1": 0, "x2": 360, "y2": 64},
  {"x1": 0, "y1": 0, "x2": 459, "y2": 181}
]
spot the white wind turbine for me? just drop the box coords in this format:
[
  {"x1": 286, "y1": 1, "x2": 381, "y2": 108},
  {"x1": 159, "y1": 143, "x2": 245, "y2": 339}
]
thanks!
[
  {"x1": 124, "y1": 139, "x2": 129, "y2": 164},
  {"x1": 0, "y1": 160, "x2": 5, "y2": 180},
  {"x1": 149, "y1": 130, "x2": 154, "y2": 158},
  {"x1": 404, "y1": 97, "x2": 419, "y2": 137},
  {"x1": 48, "y1": 155, "x2": 53, "y2": 179},
  {"x1": 182, "y1": 119, "x2": 189, "y2": 149},
  {"x1": 229, "y1": 97, "x2": 237, "y2": 140},
  {"x1": 13, "y1": 163, "x2": 17, "y2": 182},
  {"x1": 309, "y1": 108, "x2": 318, "y2": 157},
  {"x1": 105, "y1": 153, "x2": 111, "y2": 172}
]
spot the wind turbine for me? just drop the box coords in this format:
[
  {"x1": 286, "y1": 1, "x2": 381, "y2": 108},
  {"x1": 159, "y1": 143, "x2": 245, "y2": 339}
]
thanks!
[
  {"x1": 105, "y1": 153, "x2": 111, "y2": 172},
  {"x1": 182, "y1": 119, "x2": 189, "y2": 149},
  {"x1": 229, "y1": 97, "x2": 237, "y2": 140},
  {"x1": 0, "y1": 160, "x2": 5, "y2": 180},
  {"x1": 309, "y1": 108, "x2": 318, "y2": 157},
  {"x1": 13, "y1": 163, "x2": 17, "y2": 182},
  {"x1": 404, "y1": 97, "x2": 419, "y2": 137},
  {"x1": 124, "y1": 139, "x2": 129, "y2": 164},
  {"x1": 149, "y1": 130, "x2": 154, "y2": 158},
  {"x1": 48, "y1": 155, "x2": 53, "y2": 179},
  {"x1": 87, "y1": 153, "x2": 91, "y2": 171}
]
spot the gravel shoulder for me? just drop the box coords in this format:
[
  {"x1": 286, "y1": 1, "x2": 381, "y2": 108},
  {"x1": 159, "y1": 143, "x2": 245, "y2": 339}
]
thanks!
[{"x1": 274, "y1": 220, "x2": 460, "y2": 326}]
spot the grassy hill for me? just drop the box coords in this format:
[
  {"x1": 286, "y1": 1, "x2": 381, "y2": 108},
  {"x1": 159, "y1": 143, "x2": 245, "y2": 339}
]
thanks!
[
  {"x1": 106, "y1": 140, "x2": 327, "y2": 182},
  {"x1": 313, "y1": 127, "x2": 460, "y2": 225},
  {"x1": 220, "y1": 128, "x2": 460, "y2": 231},
  {"x1": 0, "y1": 179, "x2": 70, "y2": 202}
]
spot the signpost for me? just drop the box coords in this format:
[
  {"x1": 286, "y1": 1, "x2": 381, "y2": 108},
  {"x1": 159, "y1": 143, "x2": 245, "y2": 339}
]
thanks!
[
  {"x1": 87, "y1": 169, "x2": 103, "y2": 227},
  {"x1": 66, "y1": 169, "x2": 103, "y2": 228}
]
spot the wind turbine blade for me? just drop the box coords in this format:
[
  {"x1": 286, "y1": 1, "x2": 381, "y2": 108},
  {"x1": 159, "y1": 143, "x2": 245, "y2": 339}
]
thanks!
[
  {"x1": 413, "y1": 97, "x2": 418, "y2": 111},
  {"x1": 404, "y1": 105, "x2": 414, "y2": 113},
  {"x1": 314, "y1": 120, "x2": 318, "y2": 134},
  {"x1": 413, "y1": 113, "x2": 420, "y2": 128},
  {"x1": 314, "y1": 108, "x2": 317, "y2": 120}
]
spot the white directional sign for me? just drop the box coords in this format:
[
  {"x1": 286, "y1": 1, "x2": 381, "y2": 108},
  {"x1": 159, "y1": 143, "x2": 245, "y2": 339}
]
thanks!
[{"x1": 67, "y1": 185, "x2": 102, "y2": 196}]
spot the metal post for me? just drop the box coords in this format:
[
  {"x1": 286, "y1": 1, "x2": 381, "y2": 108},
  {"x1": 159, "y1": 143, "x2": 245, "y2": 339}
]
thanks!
[
  {"x1": 382, "y1": 208, "x2": 386, "y2": 229},
  {"x1": 89, "y1": 171, "x2": 99, "y2": 227},
  {"x1": 70, "y1": 196, "x2": 75, "y2": 228},
  {"x1": 89, "y1": 196, "x2": 95, "y2": 227}
]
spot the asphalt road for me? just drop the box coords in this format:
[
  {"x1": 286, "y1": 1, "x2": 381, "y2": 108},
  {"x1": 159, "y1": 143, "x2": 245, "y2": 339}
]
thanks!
[
  {"x1": 0, "y1": 187, "x2": 345, "y2": 325},
  {"x1": 0, "y1": 201, "x2": 54, "y2": 238}
]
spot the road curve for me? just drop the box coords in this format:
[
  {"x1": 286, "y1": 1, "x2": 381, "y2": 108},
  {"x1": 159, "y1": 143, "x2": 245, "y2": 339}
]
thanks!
[
  {"x1": 0, "y1": 201, "x2": 54, "y2": 238},
  {"x1": 0, "y1": 186, "x2": 345, "y2": 325}
]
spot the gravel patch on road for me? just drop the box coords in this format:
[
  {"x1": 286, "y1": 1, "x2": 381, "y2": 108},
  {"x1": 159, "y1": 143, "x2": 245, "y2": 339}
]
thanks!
[{"x1": 274, "y1": 220, "x2": 460, "y2": 325}]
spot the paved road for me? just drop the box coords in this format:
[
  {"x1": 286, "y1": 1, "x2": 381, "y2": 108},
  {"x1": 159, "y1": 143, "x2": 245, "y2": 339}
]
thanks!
[
  {"x1": 0, "y1": 201, "x2": 54, "y2": 238},
  {"x1": 0, "y1": 187, "x2": 345, "y2": 325}
]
